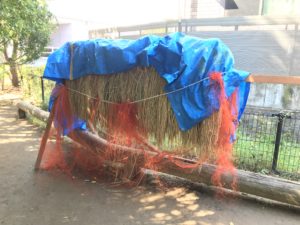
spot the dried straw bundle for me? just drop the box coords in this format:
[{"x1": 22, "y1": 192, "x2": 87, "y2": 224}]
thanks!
[{"x1": 65, "y1": 67, "x2": 220, "y2": 159}]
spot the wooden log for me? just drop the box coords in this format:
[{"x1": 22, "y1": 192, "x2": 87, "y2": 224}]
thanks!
[
  {"x1": 16, "y1": 101, "x2": 50, "y2": 122},
  {"x1": 16, "y1": 100, "x2": 300, "y2": 207},
  {"x1": 196, "y1": 164, "x2": 300, "y2": 206},
  {"x1": 142, "y1": 169, "x2": 300, "y2": 212}
]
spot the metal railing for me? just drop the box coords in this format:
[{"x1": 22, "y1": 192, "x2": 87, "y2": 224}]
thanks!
[{"x1": 89, "y1": 15, "x2": 300, "y2": 39}]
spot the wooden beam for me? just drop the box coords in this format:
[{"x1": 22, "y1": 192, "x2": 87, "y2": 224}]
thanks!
[
  {"x1": 16, "y1": 100, "x2": 300, "y2": 207},
  {"x1": 246, "y1": 75, "x2": 300, "y2": 85}
]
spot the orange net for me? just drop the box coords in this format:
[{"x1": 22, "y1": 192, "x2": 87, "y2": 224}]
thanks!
[
  {"x1": 38, "y1": 72, "x2": 239, "y2": 189},
  {"x1": 210, "y1": 72, "x2": 238, "y2": 190}
]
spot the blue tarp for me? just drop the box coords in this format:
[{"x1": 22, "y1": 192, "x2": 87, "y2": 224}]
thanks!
[{"x1": 44, "y1": 32, "x2": 250, "y2": 131}]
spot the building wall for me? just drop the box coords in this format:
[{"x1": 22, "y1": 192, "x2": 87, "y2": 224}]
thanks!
[
  {"x1": 184, "y1": 0, "x2": 261, "y2": 18},
  {"x1": 183, "y1": 0, "x2": 225, "y2": 19},
  {"x1": 197, "y1": 0, "x2": 225, "y2": 18},
  {"x1": 50, "y1": 24, "x2": 73, "y2": 48},
  {"x1": 262, "y1": 0, "x2": 300, "y2": 16},
  {"x1": 225, "y1": 0, "x2": 261, "y2": 16},
  {"x1": 50, "y1": 22, "x2": 89, "y2": 48},
  {"x1": 32, "y1": 21, "x2": 90, "y2": 67}
]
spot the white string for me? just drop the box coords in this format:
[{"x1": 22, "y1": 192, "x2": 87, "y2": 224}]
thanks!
[
  {"x1": 66, "y1": 88, "x2": 117, "y2": 104},
  {"x1": 66, "y1": 73, "x2": 223, "y2": 104}
]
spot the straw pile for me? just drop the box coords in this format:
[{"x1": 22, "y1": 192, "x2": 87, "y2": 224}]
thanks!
[{"x1": 65, "y1": 67, "x2": 220, "y2": 159}]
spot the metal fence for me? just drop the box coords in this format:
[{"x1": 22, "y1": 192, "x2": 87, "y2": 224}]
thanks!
[{"x1": 234, "y1": 107, "x2": 300, "y2": 180}]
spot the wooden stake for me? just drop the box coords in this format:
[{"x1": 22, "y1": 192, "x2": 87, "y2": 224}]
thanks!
[{"x1": 34, "y1": 100, "x2": 57, "y2": 170}]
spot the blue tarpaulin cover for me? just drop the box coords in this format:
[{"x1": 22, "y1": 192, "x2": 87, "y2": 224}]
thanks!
[{"x1": 44, "y1": 32, "x2": 250, "y2": 131}]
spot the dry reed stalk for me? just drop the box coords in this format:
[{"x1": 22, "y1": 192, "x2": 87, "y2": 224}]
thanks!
[{"x1": 65, "y1": 67, "x2": 220, "y2": 159}]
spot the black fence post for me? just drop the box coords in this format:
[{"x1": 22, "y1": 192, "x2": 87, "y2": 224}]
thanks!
[
  {"x1": 272, "y1": 113, "x2": 284, "y2": 173},
  {"x1": 40, "y1": 76, "x2": 45, "y2": 102},
  {"x1": 271, "y1": 112, "x2": 291, "y2": 173}
]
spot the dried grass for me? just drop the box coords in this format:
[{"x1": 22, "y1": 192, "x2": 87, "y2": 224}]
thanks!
[{"x1": 65, "y1": 67, "x2": 220, "y2": 159}]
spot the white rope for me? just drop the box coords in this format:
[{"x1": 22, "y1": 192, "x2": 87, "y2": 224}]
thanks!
[
  {"x1": 67, "y1": 88, "x2": 118, "y2": 104},
  {"x1": 66, "y1": 74, "x2": 223, "y2": 104}
]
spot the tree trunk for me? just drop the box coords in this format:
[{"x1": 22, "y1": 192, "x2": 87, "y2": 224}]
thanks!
[
  {"x1": 3, "y1": 41, "x2": 20, "y2": 87},
  {"x1": 9, "y1": 63, "x2": 19, "y2": 87}
]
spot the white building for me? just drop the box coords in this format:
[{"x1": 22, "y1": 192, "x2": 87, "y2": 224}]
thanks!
[{"x1": 49, "y1": 19, "x2": 89, "y2": 48}]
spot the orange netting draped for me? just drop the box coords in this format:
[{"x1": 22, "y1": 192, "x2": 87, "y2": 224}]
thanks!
[{"x1": 39, "y1": 72, "x2": 239, "y2": 189}]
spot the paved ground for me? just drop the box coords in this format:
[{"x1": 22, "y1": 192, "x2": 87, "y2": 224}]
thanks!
[{"x1": 0, "y1": 100, "x2": 299, "y2": 225}]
